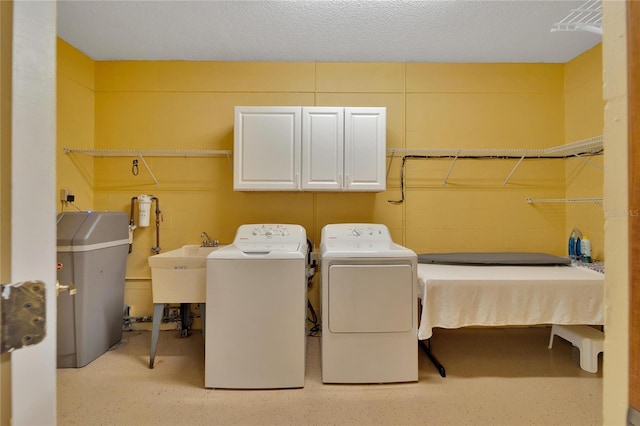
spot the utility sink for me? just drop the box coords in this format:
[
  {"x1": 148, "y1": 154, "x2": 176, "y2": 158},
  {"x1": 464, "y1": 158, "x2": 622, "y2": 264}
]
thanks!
[{"x1": 148, "y1": 245, "x2": 223, "y2": 303}]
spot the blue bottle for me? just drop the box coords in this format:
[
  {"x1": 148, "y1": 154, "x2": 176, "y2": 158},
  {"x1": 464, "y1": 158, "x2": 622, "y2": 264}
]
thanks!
[
  {"x1": 568, "y1": 236, "x2": 576, "y2": 259},
  {"x1": 568, "y1": 228, "x2": 582, "y2": 260}
]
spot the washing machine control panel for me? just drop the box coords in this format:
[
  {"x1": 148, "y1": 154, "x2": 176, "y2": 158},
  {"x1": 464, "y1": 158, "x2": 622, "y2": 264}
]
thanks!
[{"x1": 234, "y1": 224, "x2": 306, "y2": 243}]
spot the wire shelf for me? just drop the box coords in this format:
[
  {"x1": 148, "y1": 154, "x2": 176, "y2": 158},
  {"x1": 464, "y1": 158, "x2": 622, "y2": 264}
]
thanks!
[
  {"x1": 387, "y1": 136, "x2": 603, "y2": 158},
  {"x1": 63, "y1": 148, "x2": 231, "y2": 157},
  {"x1": 526, "y1": 197, "x2": 603, "y2": 205},
  {"x1": 64, "y1": 147, "x2": 232, "y2": 188},
  {"x1": 385, "y1": 136, "x2": 603, "y2": 192},
  {"x1": 542, "y1": 136, "x2": 603, "y2": 156},
  {"x1": 551, "y1": 0, "x2": 603, "y2": 35}
]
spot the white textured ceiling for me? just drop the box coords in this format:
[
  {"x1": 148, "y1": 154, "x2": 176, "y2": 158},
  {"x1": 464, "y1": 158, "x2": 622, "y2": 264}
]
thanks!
[{"x1": 56, "y1": 0, "x2": 602, "y2": 63}]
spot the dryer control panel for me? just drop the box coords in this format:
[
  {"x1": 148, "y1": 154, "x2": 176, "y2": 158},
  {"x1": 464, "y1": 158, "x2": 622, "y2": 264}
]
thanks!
[{"x1": 321, "y1": 223, "x2": 391, "y2": 244}]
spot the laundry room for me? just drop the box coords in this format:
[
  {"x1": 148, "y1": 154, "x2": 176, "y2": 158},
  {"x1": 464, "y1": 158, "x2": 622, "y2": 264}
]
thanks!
[
  {"x1": 57, "y1": 40, "x2": 605, "y2": 328},
  {"x1": 13, "y1": 1, "x2": 627, "y2": 425}
]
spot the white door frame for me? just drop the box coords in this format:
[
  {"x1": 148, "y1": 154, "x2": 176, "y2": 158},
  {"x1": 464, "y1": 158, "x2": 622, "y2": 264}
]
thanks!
[{"x1": 7, "y1": 1, "x2": 57, "y2": 425}]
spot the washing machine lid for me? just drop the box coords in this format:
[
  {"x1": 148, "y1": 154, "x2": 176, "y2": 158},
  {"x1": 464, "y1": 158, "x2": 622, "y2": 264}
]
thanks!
[
  {"x1": 235, "y1": 242, "x2": 301, "y2": 253},
  {"x1": 207, "y1": 242, "x2": 306, "y2": 259},
  {"x1": 208, "y1": 224, "x2": 307, "y2": 259}
]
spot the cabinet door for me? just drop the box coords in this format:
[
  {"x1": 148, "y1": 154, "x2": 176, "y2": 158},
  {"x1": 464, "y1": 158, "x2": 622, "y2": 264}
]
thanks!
[
  {"x1": 344, "y1": 107, "x2": 386, "y2": 191},
  {"x1": 234, "y1": 107, "x2": 301, "y2": 191},
  {"x1": 301, "y1": 107, "x2": 344, "y2": 191}
]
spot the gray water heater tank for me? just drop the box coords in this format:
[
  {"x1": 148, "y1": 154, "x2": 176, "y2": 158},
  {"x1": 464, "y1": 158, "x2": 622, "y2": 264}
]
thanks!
[{"x1": 56, "y1": 211, "x2": 129, "y2": 368}]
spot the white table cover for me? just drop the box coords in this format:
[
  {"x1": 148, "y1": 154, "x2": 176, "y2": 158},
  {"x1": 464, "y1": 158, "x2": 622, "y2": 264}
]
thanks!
[{"x1": 417, "y1": 263, "x2": 604, "y2": 340}]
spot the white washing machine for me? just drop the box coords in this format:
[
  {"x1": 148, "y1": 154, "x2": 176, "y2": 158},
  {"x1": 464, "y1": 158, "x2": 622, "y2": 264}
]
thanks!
[
  {"x1": 320, "y1": 223, "x2": 417, "y2": 383},
  {"x1": 205, "y1": 224, "x2": 308, "y2": 389}
]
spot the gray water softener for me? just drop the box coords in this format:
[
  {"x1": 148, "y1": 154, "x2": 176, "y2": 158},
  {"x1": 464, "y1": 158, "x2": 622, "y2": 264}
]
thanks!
[{"x1": 56, "y1": 211, "x2": 129, "y2": 368}]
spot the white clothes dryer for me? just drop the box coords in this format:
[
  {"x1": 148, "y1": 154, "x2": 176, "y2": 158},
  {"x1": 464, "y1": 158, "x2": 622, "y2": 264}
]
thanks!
[
  {"x1": 320, "y1": 223, "x2": 417, "y2": 383},
  {"x1": 205, "y1": 224, "x2": 308, "y2": 389}
]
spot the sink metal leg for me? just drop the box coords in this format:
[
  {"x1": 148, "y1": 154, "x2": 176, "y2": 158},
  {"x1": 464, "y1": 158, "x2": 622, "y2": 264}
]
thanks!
[
  {"x1": 180, "y1": 303, "x2": 191, "y2": 337},
  {"x1": 199, "y1": 303, "x2": 206, "y2": 348},
  {"x1": 149, "y1": 303, "x2": 165, "y2": 369}
]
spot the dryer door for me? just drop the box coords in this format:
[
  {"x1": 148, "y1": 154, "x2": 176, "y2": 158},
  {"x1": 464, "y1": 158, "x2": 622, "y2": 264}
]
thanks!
[{"x1": 328, "y1": 264, "x2": 413, "y2": 333}]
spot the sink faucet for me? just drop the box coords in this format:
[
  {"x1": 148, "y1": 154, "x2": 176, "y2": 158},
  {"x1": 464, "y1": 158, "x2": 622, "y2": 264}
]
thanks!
[{"x1": 201, "y1": 231, "x2": 219, "y2": 247}]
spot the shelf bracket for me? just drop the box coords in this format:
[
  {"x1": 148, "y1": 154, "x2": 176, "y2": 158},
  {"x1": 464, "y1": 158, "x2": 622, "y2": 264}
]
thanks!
[
  {"x1": 503, "y1": 152, "x2": 527, "y2": 187},
  {"x1": 572, "y1": 153, "x2": 604, "y2": 171},
  {"x1": 386, "y1": 150, "x2": 396, "y2": 180},
  {"x1": 137, "y1": 154, "x2": 159, "y2": 188},
  {"x1": 442, "y1": 151, "x2": 460, "y2": 186}
]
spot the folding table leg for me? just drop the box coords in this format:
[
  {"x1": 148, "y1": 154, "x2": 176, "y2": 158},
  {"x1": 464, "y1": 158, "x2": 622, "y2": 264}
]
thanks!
[{"x1": 420, "y1": 338, "x2": 446, "y2": 377}]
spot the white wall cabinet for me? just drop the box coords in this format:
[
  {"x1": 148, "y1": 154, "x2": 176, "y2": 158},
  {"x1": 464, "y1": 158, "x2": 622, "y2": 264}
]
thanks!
[
  {"x1": 301, "y1": 107, "x2": 344, "y2": 191},
  {"x1": 234, "y1": 106, "x2": 301, "y2": 191},
  {"x1": 234, "y1": 106, "x2": 386, "y2": 192}
]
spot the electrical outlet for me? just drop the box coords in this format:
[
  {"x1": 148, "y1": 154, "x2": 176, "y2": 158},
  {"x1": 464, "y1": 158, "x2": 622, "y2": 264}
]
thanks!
[{"x1": 60, "y1": 188, "x2": 72, "y2": 202}]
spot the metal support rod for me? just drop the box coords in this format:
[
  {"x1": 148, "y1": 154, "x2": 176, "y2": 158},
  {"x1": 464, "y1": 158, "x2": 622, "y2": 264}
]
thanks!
[
  {"x1": 128, "y1": 197, "x2": 137, "y2": 253},
  {"x1": 386, "y1": 151, "x2": 396, "y2": 179},
  {"x1": 419, "y1": 339, "x2": 446, "y2": 377},
  {"x1": 180, "y1": 303, "x2": 191, "y2": 338},
  {"x1": 572, "y1": 152, "x2": 604, "y2": 170},
  {"x1": 138, "y1": 154, "x2": 159, "y2": 187},
  {"x1": 417, "y1": 299, "x2": 446, "y2": 377},
  {"x1": 151, "y1": 196, "x2": 161, "y2": 254},
  {"x1": 442, "y1": 151, "x2": 460, "y2": 186},
  {"x1": 503, "y1": 153, "x2": 527, "y2": 186}
]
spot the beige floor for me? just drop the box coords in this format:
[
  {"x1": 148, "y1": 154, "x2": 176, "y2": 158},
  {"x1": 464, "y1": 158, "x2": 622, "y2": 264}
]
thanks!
[{"x1": 57, "y1": 327, "x2": 602, "y2": 426}]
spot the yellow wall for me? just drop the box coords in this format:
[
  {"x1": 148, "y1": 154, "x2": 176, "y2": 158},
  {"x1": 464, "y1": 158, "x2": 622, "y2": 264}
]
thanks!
[
  {"x1": 404, "y1": 63, "x2": 566, "y2": 254},
  {"x1": 564, "y1": 44, "x2": 605, "y2": 260},
  {"x1": 57, "y1": 39, "x2": 95, "y2": 210},
  {"x1": 57, "y1": 43, "x2": 605, "y2": 324}
]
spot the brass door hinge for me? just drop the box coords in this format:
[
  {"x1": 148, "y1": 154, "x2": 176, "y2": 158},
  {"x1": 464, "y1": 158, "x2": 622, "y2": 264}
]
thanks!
[{"x1": 1, "y1": 280, "x2": 46, "y2": 354}]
